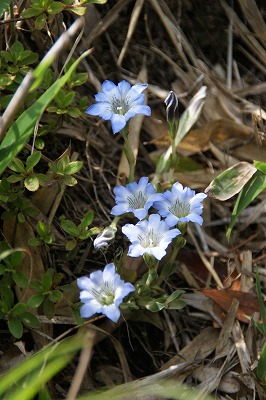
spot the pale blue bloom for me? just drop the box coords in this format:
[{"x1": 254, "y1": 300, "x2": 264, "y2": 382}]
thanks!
[
  {"x1": 86, "y1": 80, "x2": 151, "y2": 134},
  {"x1": 111, "y1": 177, "x2": 157, "y2": 220},
  {"x1": 122, "y1": 214, "x2": 180, "y2": 260},
  {"x1": 77, "y1": 263, "x2": 135, "y2": 323},
  {"x1": 153, "y1": 182, "x2": 207, "y2": 227}
]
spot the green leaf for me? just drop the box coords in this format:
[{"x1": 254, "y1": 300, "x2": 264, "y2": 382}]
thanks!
[
  {"x1": 0, "y1": 46, "x2": 91, "y2": 177},
  {"x1": 35, "y1": 14, "x2": 47, "y2": 30},
  {"x1": 8, "y1": 318, "x2": 23, "y2": 338},
  {"x1": 48, "y1": 289, "x2": 63, "y2": 303},
  {"x1": 28, "y1": 293, "x2": 45, "y2": 308},
  {"x1": 28, "y1": 237, "x2": 41, "y2": 246},
  {"x1": 1, "y1": 286, "x2": 14, "y2": 309},
  {"x1": 0, "y1": 0, "x2": 11, "y2": 18},
  {"x1": 69, "y1": 6, "x2": 86, "y2": 15},
  {"x1": 254, "y1": 160, "x2": 266, "y2": 174},
  {"x1": 24, "y1": 175, "x2": 40, "y2": 191},
  {"x1": 80, "y1": 210, "x2": 94, "y2": 230},
  {"x1": 256, "y1": 270, "x2": 266, "y2": 335},
  {"x1": 67, "y1": 107, "x2": 81, "y2": 118},
  {"x1": 257, "y1": 343, "x2": 266, "y2": 383},
  {"x1": 47, "y1": 2, "x2": 65, "y2": 14},
  {"x1": 20, "y1": 312, "x2": 40, "y2": 328},
  {"x1": 61, "y1": 219, "x2": 79, "y2": 236},
  {"x1": 66, "y1": 239, "x2": 77, "y2": 251},
  {"x1": 8, "y1": 158, "x2": 25, "y2": 173},
  {"x1": 227, "y1": 170, "x2": 266, "y2": 240},
  {"x1": 62, "y1": 175, "x2": 77, "y2": 186},
  {"x1": 11, "y1": 41, "x2": 24, "y2": 55},
  {"x1": 146, "y1": 300, "x2": 165, "y2": 312},
  {"x1": 12, "y1": 271, "x2": 29, "y2": 287},
  {"x1": 205, "y1": 162, "x2": 257, "y2": 201},
  {"x1": 70, "y1": 72, "x2": 88, "y2": 87},
  {"x1": 44, "y1": 297, "x2": 55, "y2": 319},
  {"x1": 12, "y1": 302, "x2": 27, "y2": 315},
  {"x1": 26, "y1": 151, "x2": 41, "y2": 170},
  {"x1": 166, "y1": 299, "x2": 186, "y2": 310},
  {"x1": 42, "y1": 273, "x2": 52, "y2": 292},
  {"x1": 64, "y1": 161, "x2": 83, "y2": 175},
  {"x1": 22, "y1": 7, "x2": 42, "y2": 18},
  {"x1": 36, "y1": 221, "x2": 48, "y2": 236},
  {"x1": 165, "y1": 290, "x2": 185, "y2": 305}
]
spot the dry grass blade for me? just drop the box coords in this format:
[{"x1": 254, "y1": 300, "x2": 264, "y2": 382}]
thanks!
[
  {"x1": 221, "y1": 0, "x2": 266, "y2": 69},
  {"x1": 117, "y1": 0, "x2": 145, "y2": 66}
]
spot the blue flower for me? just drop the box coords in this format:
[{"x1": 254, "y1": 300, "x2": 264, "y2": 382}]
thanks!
[
  {"x1": 111, "y1": 177, "x2": 157, "y2": 220},
  {"x1": 153, "y1": 182, "x2": 207, "y2": 227},
  {"x1": 86, "y1": 80, "x2": 151, "y2": 134},
  {"x1": 77, "y1": 263, "x2": 135, "y2": 323},
  {"x1": 122, "y1": 214, "x2": 180, "y2": 260}
]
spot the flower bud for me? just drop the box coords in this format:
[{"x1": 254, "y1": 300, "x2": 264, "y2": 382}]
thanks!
[
  {"x1": 164, "y1": 91, "x2": 179, "y2": 123},
  {"x1": 93, "y1": 226, "x2": 117, "y2": 251}
]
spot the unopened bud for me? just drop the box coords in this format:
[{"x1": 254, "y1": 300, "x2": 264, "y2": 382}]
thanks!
[
  {"x1": 164, "y1": 91, "x2": 179, "y2": 123},
  {"x1": 93, "y1": 226, "x2": 117, "y2": 251}
]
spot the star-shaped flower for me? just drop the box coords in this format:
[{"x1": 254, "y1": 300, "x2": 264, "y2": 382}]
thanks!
[
  {"x1": 122, "y1": 214, "x2": 180, "y2": 260},
  {"x1": 86, "y1": 80, "x2": 151, "y2": 134},
  {"x1": 77, "y1": 263, "x2": 135, "y2": 323},
  {"x1": 111, "y1": 177, "x2": 157, "y2": 220},
  {"x1": 153, "y1": 182, "x2": 207, "y2": 227}
]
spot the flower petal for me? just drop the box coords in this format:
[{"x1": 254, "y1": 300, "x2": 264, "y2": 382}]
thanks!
[
  {"x1": 110, "y1": 114, "x2": 126, "y2": 133},
  {"x1": 86, "y1": 103, "x2": 112, "y2": 120}
]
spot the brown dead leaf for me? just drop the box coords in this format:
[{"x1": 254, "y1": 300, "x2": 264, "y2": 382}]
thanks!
[{"x1": 201, "y1": 288, "x2": 262, "y2": 323}]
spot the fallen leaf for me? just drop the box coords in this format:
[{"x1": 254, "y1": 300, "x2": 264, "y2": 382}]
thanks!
[{"x1": 201, "y1": 288, "x2": 263, "y2": 323}]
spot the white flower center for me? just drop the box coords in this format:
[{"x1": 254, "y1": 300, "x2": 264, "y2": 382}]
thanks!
[
  {"x1": 111, "y1": 96, "x2": 129, "y2": 115},
  {"x1": 127, "y1": 191, "x2": 147, "y2": 209},
  {"x1": 139, "y1": 229, "x2": 162, "y2": 248},
  {"x1": 92, "y1": 281, "x2": 115, "y2": 306},
  {"x1": 169, "y1": 200, "x2": 190, "y2": 217}
]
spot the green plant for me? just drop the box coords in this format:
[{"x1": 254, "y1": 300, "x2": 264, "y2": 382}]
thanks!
[
  {"x1": 60, "y1": 210, "x2": 101, "y2": 251},
  {"x1": 47, "y1": 155, "x2": 83, "y2": 186},
  {"x1": 0, "y1": 243, "x2": 40, "y2": 338},
  {"x1": 205, "y1": 160, "x2": 266, "y2": 239},
  {"x1": 8, "y1": 151, "x2": 48, "y2": 191},
  {"x1": 28, "y1": 268, "x2": 64, "y2": 319},
  {"x1": 0, "y1": 41, "x2": 38, "y2": 90},
  {"x1": 28, "y1": 221, "x2": 55, "y2": 246}
]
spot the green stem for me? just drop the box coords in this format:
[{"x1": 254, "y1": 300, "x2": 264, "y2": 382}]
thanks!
[
  {"x1": 121, "y1": 130, "x2": 135, "y2": 183},
  {"x1": 169, "y1": 135, "x2": 178, "y2": 183}
]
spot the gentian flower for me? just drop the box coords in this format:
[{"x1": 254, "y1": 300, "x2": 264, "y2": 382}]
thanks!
[
  {"x1": 86, "y1": 80, "x2": 151, "y2": 134},
  {"x1": 77, "y1": 263, "x2": 135, "y2": 323},
  {"x1": 153, "y1": 182, "x2": 207, "y2": 227},
  {"x1": 122, "y1": 214, "x2": 180, "y2": 260},
  {"x1": 93, "y1": 226, "x2": 117, "y2": 251},
  {"x1": 111, "y1": 177, "x2": 157, "y2": 220}
]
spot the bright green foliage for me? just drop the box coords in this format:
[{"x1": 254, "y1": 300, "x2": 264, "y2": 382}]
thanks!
[
  {"x1": 1, "y1": 196, "x2": 39, "y2": 223},
  {"x1": 28, "y1": 221, "x2": 55, "y2": 246},
  {"x1": 205, "y1": 161, "x2": 266, "y2": 240},
  {"x1": 0, "y1": 41, "x2": 38, "y2": 89},
  {"x1": 0, "y1": 243, "x2": 40, "y2": 338},
  {"x1": 254, "y1": 271, "x2": 266, "y2": 385},
  {"x1": 226, "y1": 168, "x2": 266, "y2": 240},
  {"x1": 8, "y1": 151, "x2": 48, "y2": 191},
  {"x1": 60, "y1": 210, "x2": 101, "y2": 252},
  {"x1": 28, "y1": 268, "x2": 64, "y2": 319},
  {"x1": 0, "y1": 0, "x2": 11, "y2": 17},
  {"x1": 22, "y1": 0, "x2": 65, "y2": 30},
  {"x1": 205, "y1": 162, "x2": 257, "y2": 201},
  {"x1": 47, "y1": 155, "x2": 83, "y2": 186}
]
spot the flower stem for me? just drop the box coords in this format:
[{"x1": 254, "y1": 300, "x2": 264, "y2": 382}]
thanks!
[{"x1": 124, "y1": 136, "x2": 136, "y2": 183}]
